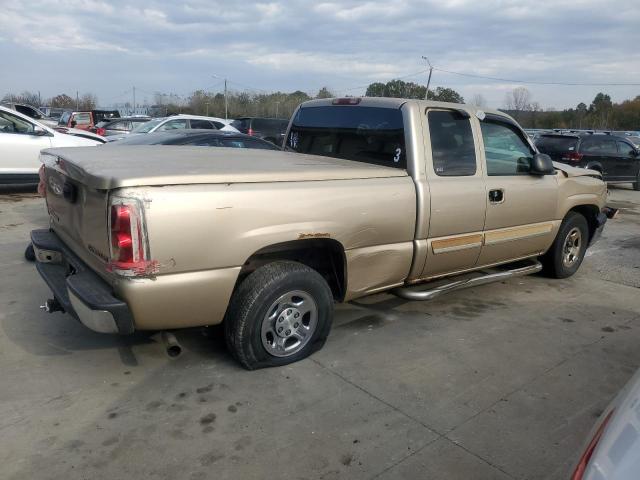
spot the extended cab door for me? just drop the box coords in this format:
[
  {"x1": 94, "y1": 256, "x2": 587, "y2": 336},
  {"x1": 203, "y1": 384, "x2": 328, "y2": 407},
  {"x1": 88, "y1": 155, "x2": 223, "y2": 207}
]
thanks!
[
  {"x1": 420, "y1": 108, "x2": 486, "y2": 278},
  {"x1": 477, "y1": 115, "x2": 558, "y2": 266}
]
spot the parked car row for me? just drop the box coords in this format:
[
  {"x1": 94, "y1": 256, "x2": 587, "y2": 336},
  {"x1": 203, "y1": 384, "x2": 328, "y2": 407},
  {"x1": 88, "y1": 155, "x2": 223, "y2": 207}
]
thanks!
[
  {"x1": 0, "y1": 105, "x2": 101, "y2": 184},
  {"x1": 0, "y1": 104, "x2": 292, "y2": 184},
  {"x1": 535, "y1": 132, "x2": 640, "y2": 190}
]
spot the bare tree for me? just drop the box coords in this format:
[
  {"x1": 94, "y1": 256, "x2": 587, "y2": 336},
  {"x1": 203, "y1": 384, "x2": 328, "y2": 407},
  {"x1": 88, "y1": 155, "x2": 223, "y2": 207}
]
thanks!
[
  {"x1": 504, "y1": 87, "x2": 531, "y2": 111},
  {"x1": 471, "y1": 94, "x2": 487, "y2": 108}
]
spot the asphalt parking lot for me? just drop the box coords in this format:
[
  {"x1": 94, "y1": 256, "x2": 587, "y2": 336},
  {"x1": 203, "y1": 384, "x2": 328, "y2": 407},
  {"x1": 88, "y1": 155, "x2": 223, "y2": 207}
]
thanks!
[{"x1": 1, "y1": 186, "x2": 639, "y2": 480}]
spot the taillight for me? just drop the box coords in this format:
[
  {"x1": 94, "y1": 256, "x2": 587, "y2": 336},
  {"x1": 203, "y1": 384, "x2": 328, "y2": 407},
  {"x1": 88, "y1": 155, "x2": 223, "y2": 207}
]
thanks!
[
  {"x1": 562, "y1": 152, "x2": 583, "y2": 163},
  {"x1": 107, "y1": 198, "x2": 157, "y2": 276},
  {"x1": 96, "y1": 127, "x2": 106, "y2": 136},
  {"x1": 571, "y1": 409, "x2": 615, "y2": 480}
]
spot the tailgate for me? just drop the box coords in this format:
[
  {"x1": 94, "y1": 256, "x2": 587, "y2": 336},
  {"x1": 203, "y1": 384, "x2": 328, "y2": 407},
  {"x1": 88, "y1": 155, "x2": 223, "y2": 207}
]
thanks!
[{"x1": 42, "y1": 154, "x2": 112, "y2": 277}]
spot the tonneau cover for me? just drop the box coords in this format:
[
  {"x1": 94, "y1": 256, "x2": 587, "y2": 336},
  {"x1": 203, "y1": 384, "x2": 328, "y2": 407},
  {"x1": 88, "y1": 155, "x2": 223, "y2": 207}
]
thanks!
[{"x1": 42, "y1": 146, "x2": 407, "y2": 189}]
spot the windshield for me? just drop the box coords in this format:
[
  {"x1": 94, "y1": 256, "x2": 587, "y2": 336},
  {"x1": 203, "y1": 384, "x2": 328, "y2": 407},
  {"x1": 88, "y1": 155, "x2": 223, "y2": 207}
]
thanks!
[
  {"x1": 131, "y1": 118, "x2": 164, "y2": 133},
  {"x1": 287, "y1": 106, "x2": 406, "y2": 168}
]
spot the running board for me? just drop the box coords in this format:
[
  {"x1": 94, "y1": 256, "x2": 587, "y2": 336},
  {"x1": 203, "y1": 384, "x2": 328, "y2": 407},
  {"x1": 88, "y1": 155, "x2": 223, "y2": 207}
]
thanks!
[{"x1": 392, "y1": 260, "x2": 543, "y2": 301}]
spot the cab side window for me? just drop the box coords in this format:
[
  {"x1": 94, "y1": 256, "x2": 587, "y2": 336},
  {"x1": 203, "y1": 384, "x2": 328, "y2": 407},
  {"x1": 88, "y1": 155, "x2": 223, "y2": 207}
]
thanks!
[
  {"x1": 427, "y1": 110, "x2": 476, "y2": 176},
  {"x1": 480, "y1": 120, "x2": 534, "y2": 176}
]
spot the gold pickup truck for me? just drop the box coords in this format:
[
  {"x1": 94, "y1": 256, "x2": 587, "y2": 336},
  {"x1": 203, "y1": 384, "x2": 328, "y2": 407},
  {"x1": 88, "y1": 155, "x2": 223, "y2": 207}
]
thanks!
[{"x1": 31, "y1": 98, "x2": 607, "y2": 369}]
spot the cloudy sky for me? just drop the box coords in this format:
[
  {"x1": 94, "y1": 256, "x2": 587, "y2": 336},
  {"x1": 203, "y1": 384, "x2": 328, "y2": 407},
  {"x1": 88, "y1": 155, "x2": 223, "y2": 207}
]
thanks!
[{"x1": 1, "y1": 0, "x2": 639, "y2": 109}]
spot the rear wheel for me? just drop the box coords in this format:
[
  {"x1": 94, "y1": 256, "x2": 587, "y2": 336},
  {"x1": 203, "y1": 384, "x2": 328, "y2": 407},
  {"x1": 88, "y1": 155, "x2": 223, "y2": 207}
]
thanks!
[
  {"x1": 224, "y1": 261, "x2": 334, "y2": 370},
  {"x1": 633, "y1": 171, "x2": 640, "y2": 191},
  {"x1": 541, "y1": 212, "x2": 589, "y2": 278}
]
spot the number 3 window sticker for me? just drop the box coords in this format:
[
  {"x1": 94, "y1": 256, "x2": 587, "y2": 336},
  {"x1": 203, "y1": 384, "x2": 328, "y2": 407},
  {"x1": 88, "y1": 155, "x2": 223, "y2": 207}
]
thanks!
[{"x1": 394, "y1": 147, "x2": 402, "y2": 163}]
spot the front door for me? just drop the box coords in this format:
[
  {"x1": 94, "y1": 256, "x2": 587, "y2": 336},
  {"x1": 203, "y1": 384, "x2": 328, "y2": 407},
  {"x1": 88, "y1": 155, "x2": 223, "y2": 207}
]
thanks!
[
  {"x1": 421, "y1": 108, "x2": 486, "y2": 278},
  {"x1": 477, "y1": 115, "x2": 559, "y2": 266},
  {"x1": 615, "y1": 140, "x2": 640, "y2": 181}
]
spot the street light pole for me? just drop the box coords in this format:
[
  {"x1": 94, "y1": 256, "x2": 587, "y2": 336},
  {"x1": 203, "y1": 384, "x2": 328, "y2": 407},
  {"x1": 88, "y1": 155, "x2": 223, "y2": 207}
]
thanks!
[
  {"x1": 422, "y1": 56, "x2": 433, "y2": 100},
  {"x1": 224, "y1": 79, "x2": 228, "y2": 120}
]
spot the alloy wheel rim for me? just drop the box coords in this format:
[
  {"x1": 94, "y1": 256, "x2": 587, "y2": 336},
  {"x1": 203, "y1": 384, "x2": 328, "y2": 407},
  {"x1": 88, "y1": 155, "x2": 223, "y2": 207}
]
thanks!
[
  {"x1": 562, "y1": 227, "x2": 582, "y2": 268},
  {"x1": 261, "y1": 290, "x2": 318, "y2": 357}
]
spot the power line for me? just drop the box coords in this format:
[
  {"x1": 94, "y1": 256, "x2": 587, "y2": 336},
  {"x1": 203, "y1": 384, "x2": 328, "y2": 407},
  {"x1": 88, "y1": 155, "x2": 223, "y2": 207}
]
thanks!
[{"x1": 432, "y1": 67, "x2": 640, "y2": 86}]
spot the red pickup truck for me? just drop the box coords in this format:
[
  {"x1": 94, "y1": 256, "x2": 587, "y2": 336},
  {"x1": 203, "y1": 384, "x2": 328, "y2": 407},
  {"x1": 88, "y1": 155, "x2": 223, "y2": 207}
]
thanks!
[{"x1": 57, "y1": 110, "x2": 120, "y2": 131}]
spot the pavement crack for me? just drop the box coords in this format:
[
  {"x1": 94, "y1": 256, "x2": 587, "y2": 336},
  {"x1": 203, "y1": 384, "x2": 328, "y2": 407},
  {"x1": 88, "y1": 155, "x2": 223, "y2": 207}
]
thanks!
[{"x1": 312, "y1": 358, "x2": 518, "y2": 479}]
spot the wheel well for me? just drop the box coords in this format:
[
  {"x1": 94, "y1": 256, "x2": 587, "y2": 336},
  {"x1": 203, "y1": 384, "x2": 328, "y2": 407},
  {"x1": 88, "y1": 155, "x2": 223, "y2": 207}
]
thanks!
[
  {"x1": 236, "y1": 239, "x2": 347, "y2": 301},
  {"x1": 568, "y1": 205, "x2": 600, "y2": 240}
]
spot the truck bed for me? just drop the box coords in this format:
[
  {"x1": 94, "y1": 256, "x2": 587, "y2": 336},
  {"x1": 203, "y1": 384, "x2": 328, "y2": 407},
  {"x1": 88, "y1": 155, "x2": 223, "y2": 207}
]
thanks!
[{"x1": 43, "y1": 146, "x2": 407, "y2": 189}]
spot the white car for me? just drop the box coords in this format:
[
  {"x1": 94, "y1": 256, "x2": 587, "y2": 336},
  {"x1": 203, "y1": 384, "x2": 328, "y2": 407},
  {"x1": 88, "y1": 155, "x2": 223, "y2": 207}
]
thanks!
[
  {"x1": 107, "y1": 114, "x2": 239, "y2": 142},
  {"x1": 572, "y1": 367, "x2": 640, "y2": 480},
  {"x1": 0, "y1": 105, "x2": 100, "y2": 184}
]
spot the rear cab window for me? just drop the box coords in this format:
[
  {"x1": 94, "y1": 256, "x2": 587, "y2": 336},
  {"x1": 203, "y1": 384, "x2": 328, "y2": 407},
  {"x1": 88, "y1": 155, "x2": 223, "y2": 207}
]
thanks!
[
  {"x1": 288, "y1": 106, "x2": 406, "y2": 169},
  {"x1": 73, "y1": 113, "x2": 91, "y2": 126}
]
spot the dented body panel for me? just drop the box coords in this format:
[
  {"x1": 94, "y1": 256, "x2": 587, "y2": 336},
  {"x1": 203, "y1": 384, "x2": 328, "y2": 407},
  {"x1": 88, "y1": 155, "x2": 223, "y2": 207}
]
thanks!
[{"x1": 34, "y1": 98, "x2": 608, "y2": 332}]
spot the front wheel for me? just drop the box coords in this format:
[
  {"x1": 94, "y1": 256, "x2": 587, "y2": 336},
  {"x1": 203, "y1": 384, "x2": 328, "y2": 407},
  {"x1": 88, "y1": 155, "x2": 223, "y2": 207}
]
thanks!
[
  {"x1": 224, "y1": 261, "x2": 334, "y2": 370},
  {"x1": 541, "y1": 212, "x2": 589, "y2": 279}
]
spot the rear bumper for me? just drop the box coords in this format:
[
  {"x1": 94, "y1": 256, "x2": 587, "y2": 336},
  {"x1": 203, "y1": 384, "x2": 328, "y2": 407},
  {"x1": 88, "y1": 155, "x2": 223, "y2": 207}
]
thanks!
[
  {"x1": 589, "y1": 212, "x2": 607, "y2": 247},
  {"x1": 31, "y1": 229, "x2": 135, "y2": 334}
]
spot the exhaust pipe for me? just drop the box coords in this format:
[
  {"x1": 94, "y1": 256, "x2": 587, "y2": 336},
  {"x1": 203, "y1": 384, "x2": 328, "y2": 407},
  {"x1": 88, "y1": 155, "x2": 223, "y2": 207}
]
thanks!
[{"x1": 153, "y1": 331, "x2": 183, "y2": 359}]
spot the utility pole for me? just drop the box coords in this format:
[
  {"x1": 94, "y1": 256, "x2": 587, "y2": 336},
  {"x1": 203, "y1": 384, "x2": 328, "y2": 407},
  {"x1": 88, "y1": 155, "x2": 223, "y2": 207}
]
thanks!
[
  {"x1": 76, "y1": 91, "x2": 79, "y2": 110},
  {"x1": 132, "y1": 86, "x2": 136, "y2": 115},
  {"x1": 422, "y1": 56, "x2": 433, "y2": 100},
  {"x1": 275, "y1": 101, "x2": 280, "y2": 118},
  {"x1": 224, "y1": 79, "x2": 228, "y2": 120},
  {"x1": 205, "y1": 101, "x2": 210, "y2": 116},
  {"x1": 212, "y1": 74, "x2": 229, "y2": 119}
]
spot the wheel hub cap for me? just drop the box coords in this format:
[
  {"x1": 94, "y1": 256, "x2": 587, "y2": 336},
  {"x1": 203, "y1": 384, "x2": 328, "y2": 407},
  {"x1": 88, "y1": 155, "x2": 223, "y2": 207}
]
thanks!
[{"x1": 261, "y1": 290, "x2": 318, "y2": 358}]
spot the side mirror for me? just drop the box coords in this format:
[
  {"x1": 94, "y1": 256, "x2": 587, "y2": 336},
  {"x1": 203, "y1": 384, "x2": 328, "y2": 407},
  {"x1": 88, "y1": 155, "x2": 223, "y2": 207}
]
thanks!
[
  {"x1": 33, "y1": 126, "x2": 51, "y2": 137},
  {"x1": 70, "y1": 120, "x2": 77, "y2": 128},
  {"x1": 530, "y1": 153, "x2": 555, "y2": 175}
]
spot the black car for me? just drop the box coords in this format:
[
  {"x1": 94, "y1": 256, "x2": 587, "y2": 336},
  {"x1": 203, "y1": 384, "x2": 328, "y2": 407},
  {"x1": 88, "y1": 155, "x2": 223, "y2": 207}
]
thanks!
[
  {"x1": 535, "y1": 133, "x2": 640, "y2": 190},
  {"x1": 230, "y1": 117, "x2": 289, "y2": 146},
  {"x1": 105, "y1": 129, "x2": 280, "y2": 150},
  {"x1": 91, "y1": 117, "x2": 151, "y2": 137}
]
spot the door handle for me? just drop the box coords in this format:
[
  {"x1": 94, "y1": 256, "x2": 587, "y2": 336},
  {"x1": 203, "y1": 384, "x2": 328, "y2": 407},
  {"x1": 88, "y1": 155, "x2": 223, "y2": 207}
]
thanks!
[{"x1": 489, "y1": 189, "x2": 504, "y2": 204}]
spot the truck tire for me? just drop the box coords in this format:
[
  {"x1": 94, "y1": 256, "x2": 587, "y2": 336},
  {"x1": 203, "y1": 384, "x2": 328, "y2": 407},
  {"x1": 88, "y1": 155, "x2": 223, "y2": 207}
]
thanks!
[
  {"x1": 24, "y1": 243, "x2": 35, "y2": 262},
  {"x1": 224, "y1": 261, "x2": 334, "y2": 370},
  {"x1": 541, "y1": 212, "x2": 589, "y2": 279},
  {"x1": 633, "y1": 172, "x2": 640, "y2": 191}
]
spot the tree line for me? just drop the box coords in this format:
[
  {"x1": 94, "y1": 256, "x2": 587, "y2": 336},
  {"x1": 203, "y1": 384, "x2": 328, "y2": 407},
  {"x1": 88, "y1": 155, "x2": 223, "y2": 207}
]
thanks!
[{"x1": 3, "y1": 83, "x2": 639, "y2": 130}]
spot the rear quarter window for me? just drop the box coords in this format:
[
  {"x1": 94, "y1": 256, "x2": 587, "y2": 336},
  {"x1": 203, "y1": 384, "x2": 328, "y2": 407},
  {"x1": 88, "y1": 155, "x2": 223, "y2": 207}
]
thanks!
[
  {"x1": 288, "y1": 106, "x2": 406, "y2": 169},
  {"x1": 535, "y1": 136, "x2": 579, "y2": 152}
]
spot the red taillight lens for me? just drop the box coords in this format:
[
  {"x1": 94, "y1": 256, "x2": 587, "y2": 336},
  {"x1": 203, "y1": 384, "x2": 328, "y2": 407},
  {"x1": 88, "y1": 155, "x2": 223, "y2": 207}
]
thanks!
[
  {"x1": 108, "y1": 200, "x2": 157, "y2": 276},
  {"x1": 96, "y1": 127, "x2": 106, "y2": 136},
  {"x1": 571, "y1": 409, "x2": 614, "y2": 480},
  {"x1": 562, "y1": 152, "x2": 583, "y2": 163},
  {"x1": 110, "y1": 205, "x2": 134, "y2": 263}
]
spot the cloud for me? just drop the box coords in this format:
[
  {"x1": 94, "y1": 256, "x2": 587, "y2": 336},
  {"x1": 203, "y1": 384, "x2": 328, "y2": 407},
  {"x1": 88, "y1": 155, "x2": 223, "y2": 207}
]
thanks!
[{"x1": 0, "y1": 0, "x2": 639, "y2": 108}]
